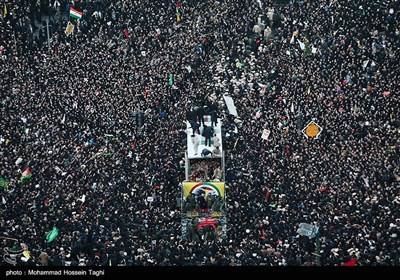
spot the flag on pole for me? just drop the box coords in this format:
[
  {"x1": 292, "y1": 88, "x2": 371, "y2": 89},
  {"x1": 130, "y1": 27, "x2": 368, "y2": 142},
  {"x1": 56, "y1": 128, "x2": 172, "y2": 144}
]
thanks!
[
  {"x1": 290, "y1": 32, "x2": 295, "y2": 44},
  {"x1": 169, "y1": 74, "x2": 173, "y2": 86},
  {"x1": 265, "y1": 188, "x2": 271, "y2": 203},
  {"x1": 124, "y1": 27, "x2": 130, "y2": 38},
  {"x1": 311, "y1": 46, "x2": 317, "y2": 54},
  {"x1": 175, "y1": 2, "x2": 181, "y2": 22},
  {"x1": 255, "y1": 109, "x2": 263, "y2": 119},
  {"x1": 78, "y1": 194, "x2": 86, "y2": 204},
  {"x1": 19, "y1": 168, "x2": 32, "y2": 184},
  {"x1": 304, "y1": 40, "x2": 311, "y2": 56},
  {"x1": 3, "y1": 3, "x2": 7, "y2": 18},
  {"x1": 131, "y1": 139, "x2": 136, "y2": 151},
  {"x1": 234, "y1": 138, "x2": 239, "y2": 150},
  {"x1": 149, "y1": 176, "x2": 155, "y2": 188},
  {"x1": 46, "y1": 227, "x2": 59, "y2": 243},
  {"x1": 53, "y1": 0, "x2": 61, "y2": 9},
  {"x1": 258, "y1": 82, "x2": 268, "y2": 94},
  {"x1": 297, "y1": 39, "x2": 305, "y2": 50},
  {"x1": 69, "y1": 7, "x2": 83, "y2": 19}
]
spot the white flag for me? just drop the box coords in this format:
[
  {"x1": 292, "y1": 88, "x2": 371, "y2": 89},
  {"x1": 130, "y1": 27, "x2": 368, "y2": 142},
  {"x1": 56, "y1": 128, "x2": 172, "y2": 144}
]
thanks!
[
  {"x1": 290, "y1": 103, "x2": 295, "y2": 113},
  {"x1": 297, "y1": 39, "x2": 305, "y2": 50},
  {"x1": 78, "y1": 194, "x2": 86, "y2": 203},
  {"x1": 2, "y1": 196, "x2": 6, "y2": 205},
  {"x1": 311, "y1": 46, "x2": 317, "y2": 54},
  {"x1": 362, "y1": 60, "x2": 369, "y2": 69},
  {"x1": 290, "y1": 33, "x2": 295, "y2": 44},
  {"x1": 15, "y1": 157, "x2": 23, "y2": 165},
  {"x1": 53, "y1": 0, "x2": 60, "y2": 8}
]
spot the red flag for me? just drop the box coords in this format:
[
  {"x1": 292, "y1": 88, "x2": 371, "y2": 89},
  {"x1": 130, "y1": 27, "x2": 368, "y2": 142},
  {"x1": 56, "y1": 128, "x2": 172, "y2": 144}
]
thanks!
[
  {"x1": 265, "y1": 188, "x2": 271, "y2": 203},
  {"x1": 285, "y1": 145, "x2": 291, "y2": 158},
  {"x1": 124, "y1": 28, "x2": 129, "y2": 38},
  {"x1": 319, "y1": 186, "x2": 328, "y2": 192},
  {"x1": 343, "y1": 259, "x2": 356, "y2": 266},
  {"x1": 44, "y1": 199, "x2": 51, "y2": 207}
]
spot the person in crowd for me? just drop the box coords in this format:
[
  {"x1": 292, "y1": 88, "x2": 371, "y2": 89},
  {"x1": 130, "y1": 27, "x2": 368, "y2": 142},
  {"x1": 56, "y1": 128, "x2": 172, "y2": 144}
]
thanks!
[
  {"x1": 189, "y1": 120, "x2": 200, "y2": 137},
  {"x1": 212, "y1": 134, "x2": 220, "y2": 148},
  {"x1": 202, "y1": 125, "x2": 213, "y2": 147},
  {"x1": 191, "y1": 135, "x2": 200, "y2": 156},
  {"x1": 201, "y1": 149, "x2": 213, "y2": 157},
  {"x1": 196, "y1": 105, "x2": 205, "y2": 127},
  {"x1": 212, "y1": 146, "x2": 221, "y2": 156}
]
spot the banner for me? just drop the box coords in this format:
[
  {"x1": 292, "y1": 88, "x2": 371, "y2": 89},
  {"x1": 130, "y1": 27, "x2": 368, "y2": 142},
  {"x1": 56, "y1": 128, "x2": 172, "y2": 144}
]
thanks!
[
  {"x1": 183, "y1": 182, "x2": 225, "y2": 199},
  {"x1": 65, "y1": 21, "x2": 74, "y2": 36},
  {"x1": 261, "y1": 128, "x2": 270, "y2": 140},
  {"x1": 223, "y1": 95, "x2": 238, "y2": 116}
]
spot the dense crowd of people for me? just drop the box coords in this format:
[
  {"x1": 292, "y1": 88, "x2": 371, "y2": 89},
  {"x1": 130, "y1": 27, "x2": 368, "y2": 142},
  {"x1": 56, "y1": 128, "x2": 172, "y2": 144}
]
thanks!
[{"x1": 0, "y1": 0, "x2": 399, "y2": 266}]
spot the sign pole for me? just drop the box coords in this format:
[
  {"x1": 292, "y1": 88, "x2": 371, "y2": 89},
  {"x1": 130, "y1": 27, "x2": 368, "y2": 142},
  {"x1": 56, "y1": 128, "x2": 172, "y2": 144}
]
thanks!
[
  {"x1": 46, "y1": 18, "x2": 51, "y2": 52},
  {"x1": 315, "y1": 230, "x2": 321, "y2": 265}
]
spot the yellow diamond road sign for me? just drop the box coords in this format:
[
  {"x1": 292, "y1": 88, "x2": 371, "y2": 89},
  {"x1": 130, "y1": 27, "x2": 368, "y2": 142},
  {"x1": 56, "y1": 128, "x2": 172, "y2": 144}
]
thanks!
[{"x1": 302, "y1": 121, "x2": 322, "y2": 138}]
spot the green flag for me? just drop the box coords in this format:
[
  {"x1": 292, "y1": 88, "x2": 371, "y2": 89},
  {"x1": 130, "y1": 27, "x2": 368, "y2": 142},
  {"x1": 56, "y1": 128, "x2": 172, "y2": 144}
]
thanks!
[
  {"x1": 304, "y1": 43, "x2": 311, "y2": 57},
  {"x1": 46, "y1": 227, "x2": 59, "y2": 243},
  {"x1": 169, "y1": 74, "x2": 173, "y2": 86},
  {"x1": 303, "y1": 38, "x2": 311, "y2": 57},
  {"x1": 0, "y1": 177, "x2": 9, "y2": 188},
  {"x1": 236, "y1": 61, "x2": 244, "y2": 68}
]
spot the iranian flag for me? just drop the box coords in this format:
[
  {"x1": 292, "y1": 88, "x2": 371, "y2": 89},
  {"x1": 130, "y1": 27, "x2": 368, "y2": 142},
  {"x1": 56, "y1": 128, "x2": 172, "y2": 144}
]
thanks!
[
  {"x1": 69, "y1": 7, "x2": 83, "y2": 19},
  {"x1": 19, "y1": 168, "x2": 32, "y2": 184}
]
